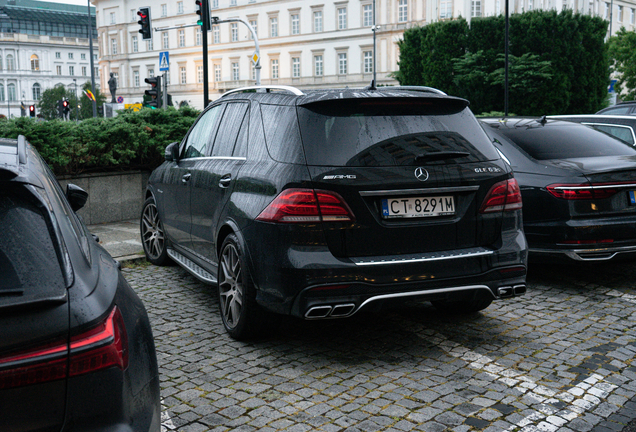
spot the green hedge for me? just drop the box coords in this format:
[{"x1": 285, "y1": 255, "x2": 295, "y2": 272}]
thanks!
[{"x1": 0, "y1": 107, "x2": 199, "y2": 176}]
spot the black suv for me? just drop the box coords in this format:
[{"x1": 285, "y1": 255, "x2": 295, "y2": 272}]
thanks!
[
  {"x1": 596, "y1": 101, "x2": 636, "y2": 115},
  {"x1": 142, "y1": 85, "x2": 528, "y2": 339}
]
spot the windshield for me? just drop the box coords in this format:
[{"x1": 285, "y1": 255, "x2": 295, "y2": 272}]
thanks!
[{"x1": 297, "y1": 100, "x2": 500, "y2": 167}]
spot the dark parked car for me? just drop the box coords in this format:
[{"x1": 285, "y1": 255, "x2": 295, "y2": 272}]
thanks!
[
  {"x1": 1, "y1": 136, "x2": 160, "y2": 431},
  {"x1": 596, "y1": 100, "x2": 636, "y2": 115},
  {"x1": 142, "y1": 85, "x2": 528, "y2": 340},
  {"x1": 549, "y1": 114, "x2": 636, "y2": 145},
  {"x1": 481, "y1": 117, "x2": 636, "y2": 262}
]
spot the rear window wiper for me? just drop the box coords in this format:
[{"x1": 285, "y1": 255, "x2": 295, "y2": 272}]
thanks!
[{"x1": 414, "y1": 151, "x2": 471, "y2": 162}]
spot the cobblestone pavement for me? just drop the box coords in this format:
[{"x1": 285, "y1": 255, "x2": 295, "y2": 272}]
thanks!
[{"x1": 122, "y1": 259, "x2": 636, "y2": 432}]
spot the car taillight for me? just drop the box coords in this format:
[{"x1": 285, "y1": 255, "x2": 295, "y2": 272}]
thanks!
[
  {"x1": 256, "y1": 188, "x2": 355, "y2": 223},
  {"x1": 0, "y1": 307, "x2": 128, "y2": 390},
  {"x1": 479, "y1": 179, "x2": 522, "y2": 214},
  {"x1": 547, "y1": 182, "x2": 633, "y2": 200}
]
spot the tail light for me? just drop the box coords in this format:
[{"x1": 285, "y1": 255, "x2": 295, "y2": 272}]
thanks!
[
  {"x1": 256, "y1": 188, "x2": 355, "y2": 223},
  {"x1": 547, "y1": 182, "x2": 634, "y2": 200},
  {"x1": 479, "y1": 179, "x2": 523, "y2": 214},
  {"x1": 0, "y1": 307, "x2": 128, "y2": 390}
]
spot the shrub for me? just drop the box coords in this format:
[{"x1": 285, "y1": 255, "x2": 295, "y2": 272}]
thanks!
[{"x1": 0, "y1": 107, "x2": 199, "y2": 176}]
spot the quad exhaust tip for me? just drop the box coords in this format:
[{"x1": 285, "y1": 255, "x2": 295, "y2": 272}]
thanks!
[
  {"x1": 305, "y1": 303, "x2": 356, "y2": 319},
  {"x1": 498, "y1": 285, "x2": 527, "y2": 298}
]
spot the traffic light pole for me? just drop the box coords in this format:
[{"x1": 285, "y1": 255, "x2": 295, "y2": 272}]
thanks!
[
  {"x1": 203, "y1": 1, "x2": 209, "y2": 108},
  {"x1": 163, "y1": 72, "x2": 168, "y2": 108}
]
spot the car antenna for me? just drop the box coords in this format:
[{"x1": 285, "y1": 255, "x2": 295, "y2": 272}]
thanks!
[
  {"x1": 363, "y1": 79, "x2": 377, "y2": 91},
  {"x1": 538, "y1": 115, "x2": 547, "y2": 125}
]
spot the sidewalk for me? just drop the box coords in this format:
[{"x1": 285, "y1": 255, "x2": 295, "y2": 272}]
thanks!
[{"x1": 87, "y1": 219, "x2": 145, "y2": 262}]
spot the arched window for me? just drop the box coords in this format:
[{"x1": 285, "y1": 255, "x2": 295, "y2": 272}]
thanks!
[
  {"x1": 0, "y1": 55, "x2": 3, "y2": 71},
  {"x1": 6, "y1": 54, "x2": 14, "y2": 71},
  {"x1": 7, "y1": 83, "x2": 16, "y2": 101},
  {"x1": 32, "y1": 83, "x2": 41, "y2": 100},
  {"x1": 0, "y1": 84, "x2": 4, "y2": 102},
  {"x1": 30, "y1": 54, "x2": 39, "y2": 71}
]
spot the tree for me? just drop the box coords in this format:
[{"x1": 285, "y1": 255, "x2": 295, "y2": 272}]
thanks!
[
  {"x1": 608, "y1": 27, "x2": 636, "y2": 101},
  {"x1": 396, "y1": 10, "x2": 608, "y2": 115},
  {"x1": 37, "y1": 85, "x2": 67, "y2": 120}
]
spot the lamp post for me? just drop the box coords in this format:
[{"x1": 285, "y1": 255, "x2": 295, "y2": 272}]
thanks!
[
  {"x1": 73, "y1": 79, "x2": 79, "y2": 121},
  {"x1": 504, "y1": 0, "x2": 509, "y2": 117},
  {"x1": 87, "y1": 0, "x2": 97, "y2": 118}
]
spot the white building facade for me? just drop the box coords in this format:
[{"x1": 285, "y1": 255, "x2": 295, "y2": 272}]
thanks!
[
  {"x1": 94, "y1": 0, "x2": 636, "y2": 111},
  {"x1": 0, "y1": 0, "x2": 97, "y2": 118}
]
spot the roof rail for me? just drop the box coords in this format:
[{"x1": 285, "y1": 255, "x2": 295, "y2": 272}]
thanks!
[
  {"x1": 17, "y1": 135, "x2": 27, "y2": 165},
  {"x1": 222, "y1": 85, "x2": 305, "y2": 98},
  {"x1": 381, "y1": 86, "x2": 447, "y2": 96}
]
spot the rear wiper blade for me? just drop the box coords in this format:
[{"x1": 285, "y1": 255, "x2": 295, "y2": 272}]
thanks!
[{"x1": 414, "y1": 151, "x2": 471, "y2": 162}]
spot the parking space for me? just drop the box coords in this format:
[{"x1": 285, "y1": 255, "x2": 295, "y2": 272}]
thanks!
[{"x1": 122, "y1": 260, "x2": 636, "y2": 432}]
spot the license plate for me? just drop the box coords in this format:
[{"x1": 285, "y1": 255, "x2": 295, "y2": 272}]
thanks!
[
  {"x1": 381, "y1": 196, "x2": 455, "y2": 219},
  {"x1": 630, "y1": 190, "x2": 636, "y2": 205}
]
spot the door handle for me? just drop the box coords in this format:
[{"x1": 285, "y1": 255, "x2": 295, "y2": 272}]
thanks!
[
  {"x1": 182, "y1": 173, "x2": 191, "y2": 184},
  {"x1": 219, "y1": 174, "x2": 232, "y2": 188}
]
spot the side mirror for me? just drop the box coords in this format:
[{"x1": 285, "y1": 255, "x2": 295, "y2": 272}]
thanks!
[
  {"x1": 165, "y1": 142, "x2": 180, "y2": 162},
  {"x1": 66, "y1": 183, "x2": 88, "y2": 212}
]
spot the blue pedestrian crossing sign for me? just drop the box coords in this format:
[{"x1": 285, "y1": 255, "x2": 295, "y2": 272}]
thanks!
[{"x1": 159, "y1": 51, "x2": 169, "y2": 71}]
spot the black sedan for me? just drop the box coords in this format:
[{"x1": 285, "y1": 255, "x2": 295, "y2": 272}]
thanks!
[
  {"x1": 0, "y1": 136, "x2": 160, "y2": 431},
  {"x1": 481, "y1": 117, "x2": 636, "y2": 261}
]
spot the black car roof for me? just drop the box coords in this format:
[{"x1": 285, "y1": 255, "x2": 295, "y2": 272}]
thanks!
[{"x1": 219, "y1": 85, "x2": 469, "y2": 107}]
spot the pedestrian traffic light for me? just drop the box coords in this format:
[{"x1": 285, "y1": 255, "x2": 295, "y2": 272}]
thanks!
[
  {"x1": 144, "y1": 76, "x2": 162, "y2": 109},
  {"x1": 63, "y1": 99, "x2": 70, "y2": 115},
  {"x1": 137, "y1": 7, "x2": 152, "y2": 40},
  {"x1": 195, "y1": 0, "x2": 209, "y2": 31},
  {"x1": 29, "y1": 105, "x2": 35, "y2": 118},
  {"x1": 57, "y1": 99, "x2": 64, "y2": 117}
]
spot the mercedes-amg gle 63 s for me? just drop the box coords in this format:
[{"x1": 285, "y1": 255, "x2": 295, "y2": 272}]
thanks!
[{"x1": 141, "y1": 86, "x2": 528, "y2": 340}]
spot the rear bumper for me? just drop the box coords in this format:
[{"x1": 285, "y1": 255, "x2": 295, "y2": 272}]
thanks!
[
  {"x1": 246, "y1": 223, "x2": 528, "y2": 318},
  {"x1": 525, "y1": 215, "x2": 636, "y2": 261},
  {"x1": 531, "y1": 244, "x2": 636, "y2": 261}
]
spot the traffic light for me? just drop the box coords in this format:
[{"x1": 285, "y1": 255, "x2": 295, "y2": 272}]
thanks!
[
  {"x1": 137, "y1": 7, "x2": 152, "y2": 40},
  {"x1": 57, "y1": 99, "x2": 64, "y2": 117},
  {"x1": 63, "y1": 99, "x2": 70, "y2": 115},
  {"x1": 29, "y1": 105, "x2": 35, "y2": 118},
  {"x1": 195, "y1": 0, "x2": 209, "y2": 31},
  {"x1": 144, "y1": 76, "x2": 162, "y2": 109}
]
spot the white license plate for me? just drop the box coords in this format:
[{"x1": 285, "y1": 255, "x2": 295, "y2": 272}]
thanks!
[{"x1": 381, "y1": 196, "x2": 455, "y2": 219}]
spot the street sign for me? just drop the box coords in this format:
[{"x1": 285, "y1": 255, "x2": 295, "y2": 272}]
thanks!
[
  {"x1": 159, "y1": 51, "x2": 170, "y2": 71},
  {"x1": 117, "y1": 96, "x2": 124, "y2": 103},
  {"x1": 251, "y1": 52, "x2": 260, "y2": 65}
]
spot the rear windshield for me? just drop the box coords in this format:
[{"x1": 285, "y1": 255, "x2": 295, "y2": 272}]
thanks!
[
  {"x1": 0, "y1": 187, "x2": 65, "y2": 304},
  {"x1": 297, "y1": 99, "x2": 499, "y2": 167},
  {"x1": 496, "y1": 122, "x2": 636, "y2": 160}
]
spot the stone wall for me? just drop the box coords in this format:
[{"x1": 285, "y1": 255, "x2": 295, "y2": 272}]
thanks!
[{"x1": 58, "y1": 171, "x2": 150, "y2": 225}]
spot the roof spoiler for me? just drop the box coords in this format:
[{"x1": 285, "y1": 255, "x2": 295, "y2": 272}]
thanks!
[
  {"x1": 18, "y1": 135, "x2": 27, "y2": 164},
  {"x1": 0, "y1": 135, "x2": 28, "y2": 179}
]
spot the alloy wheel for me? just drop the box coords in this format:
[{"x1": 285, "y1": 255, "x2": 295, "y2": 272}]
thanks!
[
  {"x1": 219, "y1": 243, "x2": 243, "y2": 330},
  {"x1": 141, "y1": 202, "x2": 165, "y2": 261}
]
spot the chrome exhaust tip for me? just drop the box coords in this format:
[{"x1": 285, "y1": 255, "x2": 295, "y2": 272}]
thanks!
[
  {"x1": 330, "y1": 303, "x2": 356, "y2": 317},
  {"x1": 498, "y1": 286, "x2": 514, "y2": 298},
  {"x1": 305, "y1": 306, "x2": 332, "y2": 319},
  {"x1": 513, "y1": 285, "x2": 527, "y2": 295}
]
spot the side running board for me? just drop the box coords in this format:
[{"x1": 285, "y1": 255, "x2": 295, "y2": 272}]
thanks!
[{"x1": 167, "y1": 248, "x2": 217, "y2": 284}]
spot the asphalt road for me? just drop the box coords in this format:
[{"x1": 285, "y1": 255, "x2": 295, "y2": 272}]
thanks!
[{"x1": 122, "y1": 258, "x2": 636, "y2": 432}]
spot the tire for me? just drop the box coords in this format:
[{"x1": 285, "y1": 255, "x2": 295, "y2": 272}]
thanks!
[
  {"x1": 140, "y1": 197, "x2": 172, "y2": 266},
  {"x1": 217, "y1": 234, "x2": 277, "y2": 340},
  {"x1": 431, "y1": 296, "x2": 493, "y2": 314}
]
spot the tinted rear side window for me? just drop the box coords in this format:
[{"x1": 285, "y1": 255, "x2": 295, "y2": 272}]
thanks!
[
  {"x1": 297, "y1": 99, "x2": 499, "y2": 167},
  {"x1": 0, "y1": 187, "x2": 65, "y2": 302},
  {"x1": 497, "y1": 122, "x2": 636, "y2": 160},
  {"x1": 260, "y1": 104, "x2": 305, "y2": 164}
]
